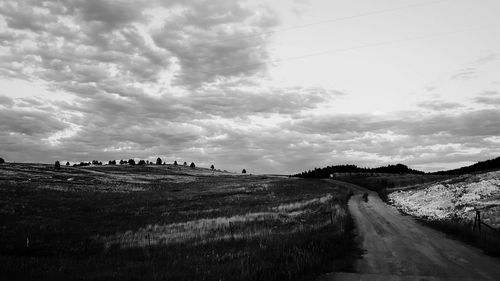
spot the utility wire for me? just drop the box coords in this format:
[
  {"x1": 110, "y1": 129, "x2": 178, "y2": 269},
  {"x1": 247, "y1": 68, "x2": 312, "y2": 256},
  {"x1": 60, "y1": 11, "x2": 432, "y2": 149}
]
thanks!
[
  {"x1": 194, "y1": 24, "x2": 496, "y2": 75},
  {"x1": 215, "y1": 0, "x2": 453, "y2": 43}
]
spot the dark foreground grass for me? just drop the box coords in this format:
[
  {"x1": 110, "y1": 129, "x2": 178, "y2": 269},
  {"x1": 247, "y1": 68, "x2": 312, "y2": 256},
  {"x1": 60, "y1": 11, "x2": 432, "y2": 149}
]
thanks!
[
  {"x1": 1, "y1": 220, "x2": 358, "y2": 281},
  {"x1": 417, "y1": 218, "x2": 500, "y2": 257},
  {"x1": 0, "y1": 164, "x2": 359, "y2": 281}
]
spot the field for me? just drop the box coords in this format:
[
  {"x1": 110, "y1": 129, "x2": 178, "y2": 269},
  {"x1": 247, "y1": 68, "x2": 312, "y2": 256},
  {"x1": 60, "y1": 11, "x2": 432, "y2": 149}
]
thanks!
[{"x1": 0, "y1": 163, "x2": 357, "y2": 281}]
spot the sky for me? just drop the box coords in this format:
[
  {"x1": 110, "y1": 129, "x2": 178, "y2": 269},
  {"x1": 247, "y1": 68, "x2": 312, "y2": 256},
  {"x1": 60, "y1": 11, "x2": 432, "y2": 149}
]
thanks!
[{"x1": 0, "y1": 0, "x2": 499, "y2": 174}]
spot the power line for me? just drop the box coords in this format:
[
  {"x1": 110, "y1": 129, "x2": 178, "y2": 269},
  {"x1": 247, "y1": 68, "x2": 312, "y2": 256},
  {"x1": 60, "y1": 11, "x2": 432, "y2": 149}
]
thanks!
[
  {"x1": 194, "y1": 24, "x2": 496, "y2": 75},
  {"x1": 217, "y1": 0, "x2": 453, "y2": 43}
]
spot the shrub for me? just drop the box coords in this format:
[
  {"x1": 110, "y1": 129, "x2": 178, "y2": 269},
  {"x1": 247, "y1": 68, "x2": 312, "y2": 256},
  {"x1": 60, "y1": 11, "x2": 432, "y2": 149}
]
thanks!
[
  {"x1": 174, "y1": 160, "x2": 178, "y2": 165},
  {"x1": 242, "y1": 169, "x2": 247, "y2": 174},
  {"x1": 54, "y1": 161, "x2": 60, "y2": 169},
  {"x1": 66, "y1": 161, "x2": 70, "y2": 166},
  {"x1": 190, "y1": 162, "x2": 196, "y2": 168},
  {"x1": 183, "y1": 162, "x2": 187, "y2": 166},
  {"x1": 156, "y1": 157, "x2": 162, "y2": 165}
]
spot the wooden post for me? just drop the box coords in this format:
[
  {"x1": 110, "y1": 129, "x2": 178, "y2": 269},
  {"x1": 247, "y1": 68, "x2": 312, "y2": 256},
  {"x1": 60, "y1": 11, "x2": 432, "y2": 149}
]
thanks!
[
  {"x1": 330, "y1": 210, "x2": 334, "y2": 224},
  {"x1": 229, "y1": 222, "x2": 234, "y2": 240},
  {"x1": 473, "y1": 210, "x2": 481, "y2": 232},
  {"x1": 477, "y1": 210, "x2": 481, "y2": 233}
]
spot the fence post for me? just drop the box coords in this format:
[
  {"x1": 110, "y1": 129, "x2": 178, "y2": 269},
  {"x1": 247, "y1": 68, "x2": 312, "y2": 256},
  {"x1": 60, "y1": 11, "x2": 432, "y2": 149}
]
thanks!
[
  {"x1": 229, "y1": 222, "x2": 234, "y2": 240},
  {"x1": 330, "y1": 204, "x2": 334, "y2": 224}
]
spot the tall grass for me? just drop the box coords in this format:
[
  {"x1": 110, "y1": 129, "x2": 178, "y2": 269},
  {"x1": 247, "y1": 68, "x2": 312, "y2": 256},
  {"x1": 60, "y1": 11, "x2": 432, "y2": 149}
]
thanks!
[
  {"x1": 418, "y1": 217, "x2": 500, "y2": 257},
  {"x1": 0, "y1": 166, "x2": 358, "y2": 281}
]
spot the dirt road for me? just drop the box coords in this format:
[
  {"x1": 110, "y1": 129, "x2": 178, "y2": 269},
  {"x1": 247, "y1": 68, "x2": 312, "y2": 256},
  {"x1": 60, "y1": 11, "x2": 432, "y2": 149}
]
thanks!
[{"x1": 319, "y1": 182, "x2": 500, "y2": 281}]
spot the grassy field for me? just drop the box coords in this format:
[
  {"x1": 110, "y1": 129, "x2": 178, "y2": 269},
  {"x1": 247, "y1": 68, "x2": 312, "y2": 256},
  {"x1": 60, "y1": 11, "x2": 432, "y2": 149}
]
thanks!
[{"x1": 0, "y1": 163, "x2": 357, "y2": 281}]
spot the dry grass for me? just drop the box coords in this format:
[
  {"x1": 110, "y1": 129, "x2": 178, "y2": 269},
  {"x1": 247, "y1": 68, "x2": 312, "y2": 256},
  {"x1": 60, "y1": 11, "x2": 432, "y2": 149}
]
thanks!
[{"x1": 0, "y1": 163, "x2": 357, "y2": 281}]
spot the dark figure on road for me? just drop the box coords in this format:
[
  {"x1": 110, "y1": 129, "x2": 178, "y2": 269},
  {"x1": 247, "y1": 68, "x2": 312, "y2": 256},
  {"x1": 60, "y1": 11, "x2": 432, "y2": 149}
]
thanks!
[{"x1": 362, "y1": 193, "x2": 369, "y2": 202}]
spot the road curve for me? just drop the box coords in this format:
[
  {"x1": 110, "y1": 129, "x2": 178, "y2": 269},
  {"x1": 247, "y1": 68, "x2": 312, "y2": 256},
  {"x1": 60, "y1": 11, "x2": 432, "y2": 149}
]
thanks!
[{"x1": 319, "y1": 181, "x2": 500, "y2": 281}]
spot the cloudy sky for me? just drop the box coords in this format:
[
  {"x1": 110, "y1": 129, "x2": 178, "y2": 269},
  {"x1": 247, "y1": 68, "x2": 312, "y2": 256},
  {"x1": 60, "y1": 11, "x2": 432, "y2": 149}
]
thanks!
[{"x1": 1, "y1": 0, "x2": 499, "y2": 174}]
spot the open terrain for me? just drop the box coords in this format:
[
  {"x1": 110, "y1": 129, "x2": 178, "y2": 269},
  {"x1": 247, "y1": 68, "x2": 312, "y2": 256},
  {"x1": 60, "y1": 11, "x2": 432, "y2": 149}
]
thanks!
[
  {"x1": 319, "y1": 182, "x2": 500, "y2": 281},
  {"x1": 0, "y1": 163, "x2": 356, "y2": 281}
]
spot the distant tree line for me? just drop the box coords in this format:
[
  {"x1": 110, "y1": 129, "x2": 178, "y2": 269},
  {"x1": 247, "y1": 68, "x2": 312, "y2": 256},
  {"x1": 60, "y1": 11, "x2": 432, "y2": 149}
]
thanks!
[
  {"x1": 294, "y1": 163, "x2": 424, "y2": 178},
  {"x1": 433, "y1": 156, "x2": 500, "y2": 175},
  {"x1": 47, "y1": 156, "x2": 245, "y2": 174}
]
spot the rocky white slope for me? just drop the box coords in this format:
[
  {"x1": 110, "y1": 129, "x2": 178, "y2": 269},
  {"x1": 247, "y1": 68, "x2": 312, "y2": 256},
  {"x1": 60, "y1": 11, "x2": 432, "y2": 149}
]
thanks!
[{"x1": 388, "y1": 170, "x2": 500, "y2": 227}]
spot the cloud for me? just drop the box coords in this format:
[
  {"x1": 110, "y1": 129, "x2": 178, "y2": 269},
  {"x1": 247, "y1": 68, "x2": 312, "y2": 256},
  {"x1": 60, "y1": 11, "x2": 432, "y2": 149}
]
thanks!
[
  {"x1": 0, "y1": 1, "x2": 499, "y2": 174},
  {"x1": 152, "y1": 0, "x2": 279, "y2": 88},
  {"x1": 473, "y1": 91, "x2": 500, "y2": 105},
  {"x1": 417, "y1": 100, "x2": 463, "y2": 111},
  {"x1": 450, "y1": 67, "x2": 477, "y2": 80}
]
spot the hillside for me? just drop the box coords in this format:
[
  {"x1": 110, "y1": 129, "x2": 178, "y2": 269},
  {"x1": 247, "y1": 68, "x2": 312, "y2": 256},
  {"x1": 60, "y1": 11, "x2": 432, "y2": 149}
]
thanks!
[
  {"x1": 433, "y1": 156, "x2": 500, "y2": 175},
  {"x1": 389, "y1": 170, "x2": 500, "y2": 228}
]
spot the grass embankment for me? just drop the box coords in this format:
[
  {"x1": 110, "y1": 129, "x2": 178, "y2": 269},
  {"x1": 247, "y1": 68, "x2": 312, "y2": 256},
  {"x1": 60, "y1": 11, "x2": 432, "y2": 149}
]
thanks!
[
  {"x1": 0, "y1": 164, "x2": 358, "y2": 281},
  {"x1": 417, "y1": 218, "x2": 500, "y2": 257},
  {"x1": 388, "y1": 171, "x2": 500, "y2": 257}
]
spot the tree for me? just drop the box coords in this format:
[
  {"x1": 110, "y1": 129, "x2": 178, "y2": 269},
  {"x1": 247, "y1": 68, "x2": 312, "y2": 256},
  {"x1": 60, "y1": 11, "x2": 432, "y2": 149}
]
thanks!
[
  {"x1": 173, "y1": 160, "x2": 178, "y2": 165},
  {"x1": 190, "y1": 162, "x2": 196, "y2": 168},
  {"x1": 0, "y1": 158, "x2": 4, "y2": 164},
  {"x1": 183, "y1": 162, "x2": 187, "y2": 166},
  {"x1": 128, "y1": 159, "x2": 136, "y2": 165},
  {"x1": 66, "y1": 161, "x2": 70, "y2": 166},
  {"x1": 242, "y1": 169, "x2": 247, "y2": 174},
  {"x1": 108, "y1": 160, "x2": 116, "y2": 165},
  {"x1": 119, "y1": 159, "x2": 125, "y2": 165},
  {"x1": 54, "y1": 161, "x2": 61, "y2": 169},
  {"x1": 210, "y1": 164, "x2": 214, "y2": 170},
  {"x1": 156, "y1": 157, "x2": 162, "y2": 165},
  {"x1": 138, "y1": 160, "x2": 146, "y2": 165}
]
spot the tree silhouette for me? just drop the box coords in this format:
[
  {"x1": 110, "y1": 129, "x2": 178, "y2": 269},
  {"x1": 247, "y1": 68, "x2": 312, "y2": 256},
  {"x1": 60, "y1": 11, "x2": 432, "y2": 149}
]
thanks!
[
  {"x1": 210, "y1": 164, "x2": 214, "y2": 170},
  {"x1": 190, "y1": 162, "x2": 196, "y2": 168},
  {"x1": 174, "y1": 160, "x2": 178, "y2": 165},
  {"x1": 242, "y1": 169, "x2": 246, "y2": 174},
  {"x1": 0, "y1": 158, "x2": 4, "y2": 164},
  {"x1": 54, "y1": 161, "x2": 61, "y2": 169},
  {"x1": 66, "y1": 161, "x2": 70, "y2": 166},
  {"x1": 183, "y1": 162, "x2": 187, "y2": 166},
  {"x1": 156, "y1": 157, "x2": 162, "y2": 165},
  {"x1": 128, "y1": 159, "x2": 136, "y2": 165},
  {"x1": 138, "y1": 160, "x2": 146, "y2": 165}
]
